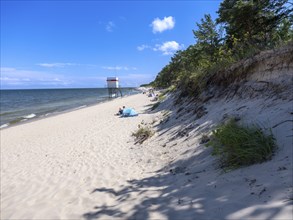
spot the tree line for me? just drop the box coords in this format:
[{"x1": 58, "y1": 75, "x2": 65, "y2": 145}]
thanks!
[{"x1": 150, "y1": 0, "x2": 292, "y2": 97}]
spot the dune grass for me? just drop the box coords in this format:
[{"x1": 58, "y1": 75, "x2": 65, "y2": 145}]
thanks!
[
  {"x1": 207, "y1": 119, "x2": 276, "y2": 170},
  {"x1": 132, "y1": 125, "x2": 154, "y2": 144}
]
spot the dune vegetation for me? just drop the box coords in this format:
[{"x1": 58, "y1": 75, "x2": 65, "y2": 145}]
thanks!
[
  {"x1": 149, "y1": 0, "x2": 292, "y2": 99},
  {"x1": 146, "y1": 0, "x2": 292, "y2": 168}
]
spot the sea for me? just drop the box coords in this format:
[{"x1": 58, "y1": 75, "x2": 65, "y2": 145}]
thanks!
[{"x1": 0, "y1": 88, "x2": 140, "y2": 129}]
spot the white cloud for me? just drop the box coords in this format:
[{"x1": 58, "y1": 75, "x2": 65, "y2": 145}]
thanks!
[
  {"x1": 0, "y1": 67, "x2": 71, "y2": 88},
  {"x1": 106, "y1": 21, "x2": 115, "y2": 32},
  {"x1": 102, "y1": 66, "x2": 137, "y2": 71},
  {"x1": 154, "y1": 41, "x2": 184, "y2": 55},
  {"x1": 151, "y1": 16, "x2": 175, "y2": 33},
  {"x1": 1, "y1": 67, "x2": 146, "y2": 88},
  {"x1": 0, "y1": 67, "x2": 16, "y2": 72},
  {"x1": 137, "y1": 44, "x2": 151, "y2": 51},
  {"x1": 37, "y1": 63, "x2": 77, "y2": 68},
  {"x1": 102, "y1": 66, "x2": 123, "y2": 71}
]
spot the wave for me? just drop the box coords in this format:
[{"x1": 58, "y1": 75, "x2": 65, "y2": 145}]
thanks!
[
  {"x1": 0, "y1": 123, "x2": 9, "y2": 129},
  {"x1": 1, "y1": 114, "x2": 36, "y2": 128},
  {"x1": 0, "y1": 110, "x2": 21, "y2": 117},
  {"x1": 22, "y1": 114, "x2": 36, "y2": 119},
  {"x1": 0, "y1": 112, "x2": 11, "y2": 116}
]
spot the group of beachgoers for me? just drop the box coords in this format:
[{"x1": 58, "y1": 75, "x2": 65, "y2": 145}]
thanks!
[
  {"x1": 146, "y1": 88, "x2": 158, "y2": 101},
  {"x1": 115, "y1": 88, "x2": 158, "y2": 117}
]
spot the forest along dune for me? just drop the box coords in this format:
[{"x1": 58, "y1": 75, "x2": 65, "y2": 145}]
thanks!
[{"x1": 1, "y1": 48, "x2": 293, "y2": 219}]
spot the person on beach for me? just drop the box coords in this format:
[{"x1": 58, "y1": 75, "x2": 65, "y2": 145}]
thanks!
[
  {"x1": 120, "y1": 106, "x2": 126, "y2": 114},
  {"x1": 116, "y1": 106, "x2": 125, "y2": 115}
]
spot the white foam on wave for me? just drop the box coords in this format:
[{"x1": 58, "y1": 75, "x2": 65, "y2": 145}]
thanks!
[
  {"x1": 0, "y1": 124, "x2": 9, "y2": 129},
  {"x1": 22, "y1": 114, "x2": 36, "y2": 119}
]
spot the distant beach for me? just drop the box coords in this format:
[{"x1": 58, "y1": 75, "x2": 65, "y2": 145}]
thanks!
[{"x1": 0, "y1": 88, "x2": 139, "y2": 129}]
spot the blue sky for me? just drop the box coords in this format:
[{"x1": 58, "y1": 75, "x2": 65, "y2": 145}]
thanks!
[{"x1": 1, "y1": 0, "x2": 221, "y2": 89}]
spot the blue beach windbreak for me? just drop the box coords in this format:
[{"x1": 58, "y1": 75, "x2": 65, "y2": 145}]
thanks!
[{"x1": 122, "y1": 108, "x2": 138, "y2": 117}]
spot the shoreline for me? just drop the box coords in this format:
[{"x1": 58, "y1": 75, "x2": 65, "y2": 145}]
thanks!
[{"x1": 0, "y1": 93, "x2": 139, "y2": 130}]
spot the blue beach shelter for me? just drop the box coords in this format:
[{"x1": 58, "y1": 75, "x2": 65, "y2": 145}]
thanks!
[{"x1": 122, "y1": 108, "x2": 138, "y2": 117}]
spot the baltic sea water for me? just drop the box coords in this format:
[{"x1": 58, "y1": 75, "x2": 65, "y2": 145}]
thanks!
[{"x1": 0, "y1": 88, "x2": 139, "y2": 128}]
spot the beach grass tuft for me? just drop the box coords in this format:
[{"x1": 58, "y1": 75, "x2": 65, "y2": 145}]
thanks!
[
  {"x1": 207, "y1": 119, "x2": 276, "y2": 170},
  {"x1": 132, "y1": 125, "x2": 154, "y2": 144}
]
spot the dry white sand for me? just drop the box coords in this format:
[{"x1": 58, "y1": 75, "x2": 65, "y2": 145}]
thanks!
[
  {"x1": 1, "y1": 93, "x2": 292, "y2": 220},
  {"x1": 1, "y1": 94, "x2": 161, "y2": 219}
]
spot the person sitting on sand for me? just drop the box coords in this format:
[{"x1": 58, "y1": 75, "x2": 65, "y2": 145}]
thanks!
[
  {"x1": 116, "y1": 106, "x2": 125, "y2": 115},
  {"x1": 120, "y1": 106, "x2": 126, "y2": 114},
  {"x1": 118, "y1": 107, "x2": 123, "y2": 115}
]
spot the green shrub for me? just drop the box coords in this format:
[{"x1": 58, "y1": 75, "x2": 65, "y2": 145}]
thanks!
[
  {"x1": 158, "y1": 94, "x2": 165, "y2": 101},
  {"x1": 207, "y1": 119, "x2": 276, "y2": 170},
  {"x1": 132, "y1": 125, "x2": 154, "y2": 144}
]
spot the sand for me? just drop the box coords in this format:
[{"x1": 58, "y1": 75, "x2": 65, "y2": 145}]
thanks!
[
  {"x1": 1, "y1": 94, "x2": 158, "y2": 219},
  {"x1": 1, "y1": 93, "x2": 292, "y2": 220}
]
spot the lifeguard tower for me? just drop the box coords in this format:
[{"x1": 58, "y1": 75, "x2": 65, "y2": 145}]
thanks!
[{"x1": 106, "y1": 77, "x2": 122, "y2": 98}]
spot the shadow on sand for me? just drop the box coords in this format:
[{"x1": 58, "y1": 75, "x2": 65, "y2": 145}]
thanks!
[{"x1": 82, "y1": 95, "x2": 291, "y2": 220}]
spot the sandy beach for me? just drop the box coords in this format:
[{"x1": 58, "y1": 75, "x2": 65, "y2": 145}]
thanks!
[
  {"x1": 1, "y1": 94, "x2": 160, "y2": 219},
  {"x1": 2, "y1": 0, "x2": 293, "y2": 219},
  {"x1": 1, "y1": 92, "x2": 292, "y2": 220}
]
